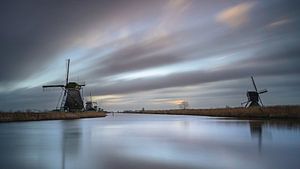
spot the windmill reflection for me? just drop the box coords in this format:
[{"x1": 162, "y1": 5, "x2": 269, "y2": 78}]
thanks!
[
  {"x1": 248, "y1": 119, "x2": 300, "y2": 153},
  {"x1": 61, "y1": 121, "x2": 82, "y2": 169},
  {"x1": 249, "y1": 120, "x2": 263, "y2": 152}
]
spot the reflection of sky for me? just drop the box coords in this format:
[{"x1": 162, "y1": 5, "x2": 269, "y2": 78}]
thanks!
[
  {"x1": 88, "y1": 114, "x2": 300, "y2": 168},
  {"x1": 2, "y1": 114, "x2": 300, "y2": 169},
  {"x1": 93, "y1": 114, "x2": 300, "y2": 169}
]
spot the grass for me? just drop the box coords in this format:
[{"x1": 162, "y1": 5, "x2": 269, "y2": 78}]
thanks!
[
  {"x1": 128, "y1": 105, "x2": 300, "y2": 119},
  {"x1": 0, "y1": 111, "x2": 107, "y2": 122},
  {"x1": 2, "y1": 105, "x2": 299, "y2": 122}
]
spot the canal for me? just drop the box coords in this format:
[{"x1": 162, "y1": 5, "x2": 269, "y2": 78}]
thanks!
[{"x1": 0, "y1": 113, "x2": 299, "y2": 169}]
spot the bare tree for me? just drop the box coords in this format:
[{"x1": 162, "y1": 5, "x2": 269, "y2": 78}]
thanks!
[{"x1": 179, "y1": 101, "x2": 189, "y2": 110}]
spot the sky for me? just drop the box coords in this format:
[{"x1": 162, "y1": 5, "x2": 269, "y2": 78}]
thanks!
[{"x1": 0, "y1": 0, "x2": 299, "y2": 111}]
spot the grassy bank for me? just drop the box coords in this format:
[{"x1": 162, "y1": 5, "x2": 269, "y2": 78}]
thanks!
[
  {"x1": 0, "y1": 111, "x2": 107, "y2": 122},
  {"x1": 129, "y1": 106, "x2": 300, "y2": 119}
]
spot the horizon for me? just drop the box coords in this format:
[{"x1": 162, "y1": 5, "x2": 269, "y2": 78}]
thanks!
[{"x1": 1, "y1": 0, "x2": 300, "y2": 111}]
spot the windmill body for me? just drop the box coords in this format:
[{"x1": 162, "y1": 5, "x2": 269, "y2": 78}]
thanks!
[
  {"x1": 64, "y1": 82, "x2": 84, "y2": 112},
  {"x1": 42, "y1": 59, "x2": 85, "y2": 112},
  {"x1": 242, "y1": 76, "x2": 268, "y2": 108},
  {"x1": 245, "y1": 91, "x2": 260, "y2": 107}
]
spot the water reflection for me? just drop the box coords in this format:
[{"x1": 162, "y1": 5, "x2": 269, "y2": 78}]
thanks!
[
  {"x1": 249, "y1": 120, "x2": 263, "y2": 152},
  {"x1": 61, "y1": 120, "x2": 82, "y2": 169},
  {"x1": 0, "y1": 114, "x2": 300, "y2": 169},
  {"x1": 250, "y1": 119, "x2": 300, "y2": 153}
]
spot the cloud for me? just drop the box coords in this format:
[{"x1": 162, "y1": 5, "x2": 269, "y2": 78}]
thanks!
[
  {"x1": 80, "y1": 24, "x2": 254, "y2": 81},
  {"x1": 0, "y1": 0, "x2": 167, "y2": 85},
  {"x1": 0, "y1": 86, "x2": 60, "y2": 111},
  {"x1": 87, "y1": 40, "x2": 182, "y2": 78},
  {"x1": 216, "y1": 2, "x2": 255, "y2": 28},
  {"x1": 267, "y1": 18, "x2": 292, "y2": 28},
  {"x1": 88, "y1": 43, "x2": 300, "y2": 96}
]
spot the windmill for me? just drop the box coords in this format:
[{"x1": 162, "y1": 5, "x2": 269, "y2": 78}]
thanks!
[
  {"x1": 85, "y1": 92, "x2": 98, "y2": 111},
  {"x1": 42, "y1": 59, "x2": 85, "y2": 112},
  {"x1": 242, "y1": 76, "x2": 268, "y2": 108}
]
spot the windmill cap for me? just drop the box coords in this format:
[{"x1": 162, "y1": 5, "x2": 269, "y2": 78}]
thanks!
[{"x1": 66, "y1": 82, "x2": 81, "y2": 89}]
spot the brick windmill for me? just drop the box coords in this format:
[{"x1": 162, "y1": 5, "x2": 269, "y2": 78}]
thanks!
[
  {"x1": 242, "y1": 76, "x2": 268, "y2": 108},
  {"x1": 43, "y1": 59, "x2": 85, "y2": 112}
]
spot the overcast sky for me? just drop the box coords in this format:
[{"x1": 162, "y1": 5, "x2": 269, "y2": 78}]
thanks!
[{"x1": 0, "y1": 0, "x2": 299, "y2": 111}]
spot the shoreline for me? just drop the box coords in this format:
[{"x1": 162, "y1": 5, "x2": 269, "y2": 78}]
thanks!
[
  {"x1": 0, "y1": 111, "x2": 107, "y2": 122},
  {"x1": 124, "y1": 106, "x2": 300, "y2": 119},
  {"x1": 2, "y1": 105, "x2": 300, "y2": 122}
]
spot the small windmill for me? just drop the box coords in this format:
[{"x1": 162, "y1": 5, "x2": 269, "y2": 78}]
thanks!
[
  {"x1": 242, "y1": 76, "x2": 268, "y2": 108},
  {"x1": 42, "y1": 59, "x2": 85, "y2": 112},
  {"x1": 85, "y1": 92, "x2": 98, "y2": 111}
]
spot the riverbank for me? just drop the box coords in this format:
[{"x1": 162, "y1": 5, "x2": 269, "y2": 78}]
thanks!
[
  {"x1": 126, "y1": 106, "x2": 300, "y2": 119},
  {"x1": 0, "y1": 111, "x2": 107, "y2": 122}
]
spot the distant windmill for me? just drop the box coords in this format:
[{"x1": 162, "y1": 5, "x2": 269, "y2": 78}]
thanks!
[
  {"x1": 85, "y1": 92, "x2": 98, "y2": 111},
  {"x1": 42, "y1": 59, "x2": 85, "y2": 112},
  {"x1": 242, "y1": 76, "x2": 268, "y2": 108}
]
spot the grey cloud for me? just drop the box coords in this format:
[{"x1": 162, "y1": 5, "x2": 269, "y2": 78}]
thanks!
[
  {"x1": 91, "y1": 45, "x2": 300, "y2": 96},
  {"x1": 0, "y1": 86, "x2": 60, "y2": 111},
  {"x1": 0, "y1": 0, "x2": 165, "y2": 85},
  {"x1": 82, "y1": 0, "x2": 300, "y2": 80},
  {"x1": 88, "y1": 40, "x2": 183, "y2": 77}
]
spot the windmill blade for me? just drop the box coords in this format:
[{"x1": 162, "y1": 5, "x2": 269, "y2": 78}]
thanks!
[
  {"x1": 245, "y1": 101, "x2": 250, "y2": 108},
  {"x1": 77, "y1": 82, "x2": 86, "y2": 87},
  {"x1": 43, "y1": 85, "x2": 65, "y2": 88},
  {"x1": 56, "y1": 89, "x2": 64, "y2": 109},
  {"x1": 251, "y1": 76, "x2": 258, "y2": 92},
  {"x1": 258, "y1": 95, "x2": 264, "y2": 107},
  {"x1": 90, "y1": 92, "x2": 92, "y2": 102},
  {"x1": 66, "y1": 59, "x2": 70, "y2": 86},
  {"x1": 241, "y1": 101, "x2": 249, "y2": 106},
  {"x1": 258, "y1": 89, "x2": 268, "y2": 94}
]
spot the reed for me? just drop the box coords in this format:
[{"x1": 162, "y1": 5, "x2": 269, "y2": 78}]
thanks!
[
  {"x1": 130, "y1": 106, "x2": 300, "y2": 119},
  {"x1": 0, "y1": 111, "x2": 106, "y2": 122}
]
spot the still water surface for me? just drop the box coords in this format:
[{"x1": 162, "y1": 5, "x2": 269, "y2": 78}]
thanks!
[{"x1": 0, "y1": 113, "x2": 300, "y2": 169}]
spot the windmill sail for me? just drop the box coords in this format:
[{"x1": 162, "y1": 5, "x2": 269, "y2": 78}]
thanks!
[
  {"x1": 66, "y1": 59, "x2": 70, "y2": 86},
  {"x1": 251, "y1": 76, "x2": 258, "y2": 92}
]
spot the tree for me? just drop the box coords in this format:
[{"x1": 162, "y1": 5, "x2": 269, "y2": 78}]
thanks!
[{"x1": 179, "y1": 101, "x2": 189, "y2": 110}]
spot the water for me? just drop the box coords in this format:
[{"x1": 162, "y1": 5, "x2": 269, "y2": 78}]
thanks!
[{"x1": 0, "y1": 113, "x2": 300, "y2": 169}]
